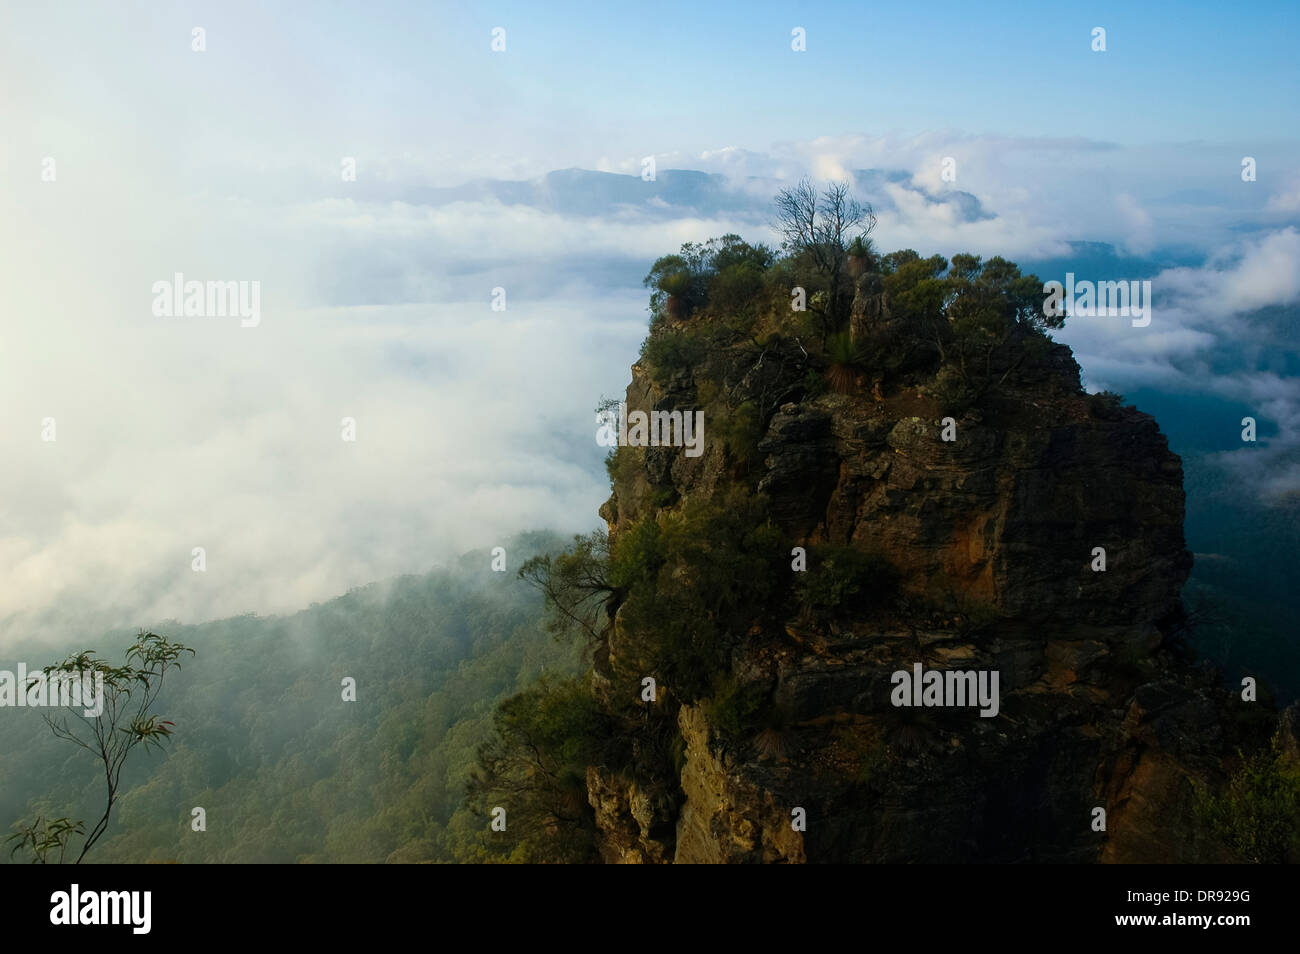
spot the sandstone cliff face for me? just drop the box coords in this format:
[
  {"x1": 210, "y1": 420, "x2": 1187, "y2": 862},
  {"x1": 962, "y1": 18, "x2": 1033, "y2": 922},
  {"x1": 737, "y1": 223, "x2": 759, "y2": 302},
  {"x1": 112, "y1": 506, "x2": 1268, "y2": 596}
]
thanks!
[{"x1": 589, "y1": 287, "x2": 1276, "y2": 864}]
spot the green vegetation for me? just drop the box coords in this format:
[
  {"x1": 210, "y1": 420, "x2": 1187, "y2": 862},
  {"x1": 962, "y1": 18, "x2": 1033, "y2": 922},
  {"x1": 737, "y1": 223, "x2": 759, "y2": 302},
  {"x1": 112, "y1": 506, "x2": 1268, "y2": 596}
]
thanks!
[
  {"x1": 795, "y1": 545, "x2": 900, "y2": 620},
  {"x1": 604, "y1": 443, "x2": 641, "y2": 489},
  {"x1": 1088, "y1": 389, "x2": 1129, "y2": 419},
  {"x1": 876, "y1": 250, "x2": 1060, "y2": 402},
  {"x1": 457, "y1": 674, "x2": 605, "y2": 863},
  {"x1": 847, "y1": 235, "x2": 876, "y2": 268},
  {"x1": 7, "y1": 632, "x2": 193, "y2": 863},
  {"x1": 1195, "y1": 732, "x2": 1300, "y2": 863},
  {"x1": 520, "y1": 530, "x2": 616, "y2": 646},
  {"x1": 880, "y1": 249, "x2": 949, "y2": 324},
  {"x1": 773, "y1": 178, "x2": 877, "y2": 335},
  {"x1": 705, "y1": 672, "x2": 769, "y2": 741},
  {"x1": 715, "y1": 398, "x2": 764, "y2": 469},
  {"x1": 642, "y1": 234, "x2": 776, "y2": 325},
  {"x1": 510, "y1": 484, "x2": 815, "y2": 786},
  {"x1": 640, "y1": 321, "x2": 709, "y2": 387},
  {"x1": 0, "y1": 533, "x2": 587, "y2": 863},
  {"x1": 856, "y1": 739, "x2": 891, "y2": 790},
  {"x1": 638, "y1": 234, "x2": 778, "y2": 388},
  {"x1": 613, "y1": 489, "x2": 786, "y2": 702},
  {"x1": 634, "y1": 186, "x2": 1063, "y2": 414},
  {"x1": 922, "y1": 364, "x2": 979, "y2": 414},
  {"x1": 825, "y1": 330, "x2": 869, "y2": 394}
]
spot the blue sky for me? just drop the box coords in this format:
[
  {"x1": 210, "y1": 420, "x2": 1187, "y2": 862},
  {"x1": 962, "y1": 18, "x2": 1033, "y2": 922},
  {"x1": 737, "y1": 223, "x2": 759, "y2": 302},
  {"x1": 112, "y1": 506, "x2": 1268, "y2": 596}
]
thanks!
[
  {"x1": 11, "y1": 1, "x2": 1297, "y2": 173},
  {"x1": 294, "y1": 0, "x2": 1300, "y2": 146},
  {"x1": 447, "y1": 0, "x2": 1300, "y2": 145},
  {"x1": 0, "y1": 1, "x2": 1297, "y2": 639}
]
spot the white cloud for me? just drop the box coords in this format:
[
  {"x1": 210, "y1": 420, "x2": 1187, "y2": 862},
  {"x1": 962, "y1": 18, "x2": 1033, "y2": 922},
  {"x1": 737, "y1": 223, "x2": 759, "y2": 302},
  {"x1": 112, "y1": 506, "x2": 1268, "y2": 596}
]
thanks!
[
  {"x1": 1265, "y1": 179, "x2": 1300, "y2": 213},
  {"x1": 4, "y1": 41, "x2": 1300, "y2": 639},
  {"x1": 1056, "y1": 228, "x2": 1300, "y2": 500}
]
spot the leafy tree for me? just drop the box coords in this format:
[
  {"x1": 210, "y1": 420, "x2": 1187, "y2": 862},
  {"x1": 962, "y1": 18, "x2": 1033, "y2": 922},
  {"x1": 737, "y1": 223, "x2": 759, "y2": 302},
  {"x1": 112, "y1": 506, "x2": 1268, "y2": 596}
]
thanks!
[
  {"x1": 939, "y1": 254, "x2": 1060, "y2": 398},
  {"x1": 879, "y1": 248, "x2": 921, "y2": 273},
  {"x1": 461, "y1": 675, "x2": 604, "y2": 863},
  {"x1": 6, "y1": 817, "x2": 85, "y2": 865},
  {"x1": 709, "y1": 262, "x2": 767, "y2": 316},
  {"x1": 701, "y1": 233, "x2": 775, "y2": 275},
  {"x1": 613, "y1": 489, "x2": 786, "y2": 702},
  {"x1": 643, "y1": 254, "x2": 701, "y2": 319},
  {"x1": 519, "y1": 531, "x2": 617, "y2": 646},
  {"x1": 881, "y1": 253, "x2": 948, "y2": 324},
  {"x1": 8, "y1": 632, "x2": 194, "y2": 863},
  {"x1": 1087, "y1": 390, "x2": 1129, "y2": 420},
  {"x1": 642, "y1": 234, "x2": 775, "y2": 322},
  {"x1": 639, "y1": 321, "x2": 709, "y2": 386},
  {"x1": 869, "y1": 251, "x2": 1061, "y2": 402}
]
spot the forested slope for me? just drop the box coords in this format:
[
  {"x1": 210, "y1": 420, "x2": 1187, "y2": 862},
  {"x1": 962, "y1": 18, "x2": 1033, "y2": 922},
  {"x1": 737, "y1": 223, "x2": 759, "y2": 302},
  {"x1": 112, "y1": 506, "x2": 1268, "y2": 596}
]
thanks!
[{"x1": 0, "y1": 531, "x2": 584, "y2": 863}]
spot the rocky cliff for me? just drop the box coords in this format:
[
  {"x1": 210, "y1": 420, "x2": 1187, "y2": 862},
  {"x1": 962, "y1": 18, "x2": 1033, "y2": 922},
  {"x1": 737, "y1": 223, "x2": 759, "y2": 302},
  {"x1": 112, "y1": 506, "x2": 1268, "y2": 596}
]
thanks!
[{"x1": 587, "y1": 271, "x2": 1287, "y2": 864}]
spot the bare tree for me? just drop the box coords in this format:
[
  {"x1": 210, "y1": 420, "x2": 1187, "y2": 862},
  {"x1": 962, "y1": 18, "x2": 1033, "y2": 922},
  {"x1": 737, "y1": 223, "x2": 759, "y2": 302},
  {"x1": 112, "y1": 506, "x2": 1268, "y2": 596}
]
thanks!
[{"x1": 773, "y1": 178, "x2": 876, "y2": 331}]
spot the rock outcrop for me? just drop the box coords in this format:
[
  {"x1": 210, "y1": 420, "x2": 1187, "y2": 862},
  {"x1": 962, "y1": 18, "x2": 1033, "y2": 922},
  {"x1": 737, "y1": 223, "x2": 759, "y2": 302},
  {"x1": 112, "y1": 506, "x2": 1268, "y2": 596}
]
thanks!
[{"x1": 588, "y1": 281, "x2": 1284, "y2": 864}]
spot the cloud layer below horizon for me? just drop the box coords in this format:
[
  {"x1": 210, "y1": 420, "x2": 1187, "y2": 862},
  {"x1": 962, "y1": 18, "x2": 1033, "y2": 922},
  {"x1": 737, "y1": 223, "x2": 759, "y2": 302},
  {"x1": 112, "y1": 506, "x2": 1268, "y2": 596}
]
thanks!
[{"x1": 3, "y1": 23, "x2": 1298, "y2": 643}]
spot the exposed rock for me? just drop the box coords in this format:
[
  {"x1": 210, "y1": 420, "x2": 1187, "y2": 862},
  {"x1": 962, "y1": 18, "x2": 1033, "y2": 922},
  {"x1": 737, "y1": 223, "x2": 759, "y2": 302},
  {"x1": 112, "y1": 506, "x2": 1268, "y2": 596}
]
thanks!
[
  {"x1": 588, "y1": 280, "x2": 1282, "y2": 863},
  {"x1": 587, "y1": 766, "x2": 675, "y2": 864}
]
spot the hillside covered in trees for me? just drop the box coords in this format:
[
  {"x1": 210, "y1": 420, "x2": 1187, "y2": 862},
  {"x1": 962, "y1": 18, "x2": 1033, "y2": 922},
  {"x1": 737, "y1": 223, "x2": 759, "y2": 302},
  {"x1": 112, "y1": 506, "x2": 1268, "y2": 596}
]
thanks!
[{"x1": 0, "y1": 532, "x2": 583, "y2": 863}]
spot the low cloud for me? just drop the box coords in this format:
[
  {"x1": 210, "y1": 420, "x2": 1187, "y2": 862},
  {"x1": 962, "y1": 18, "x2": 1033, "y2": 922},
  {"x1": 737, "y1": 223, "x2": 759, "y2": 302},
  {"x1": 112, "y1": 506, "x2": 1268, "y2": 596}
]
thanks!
[
  {"x1": 3, "y1": 87, "x2": 1298, "y2": 640},
  {"x1": 1058, "y1": 228, "x2": 1300, "y2": 500}
]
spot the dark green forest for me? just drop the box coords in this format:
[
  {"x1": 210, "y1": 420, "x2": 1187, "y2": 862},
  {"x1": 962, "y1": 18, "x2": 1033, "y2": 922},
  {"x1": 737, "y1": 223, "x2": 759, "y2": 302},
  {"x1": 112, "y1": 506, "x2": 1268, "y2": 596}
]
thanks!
[{"x1": 0, "y1": 531, "x2": 584, "y2": 863}]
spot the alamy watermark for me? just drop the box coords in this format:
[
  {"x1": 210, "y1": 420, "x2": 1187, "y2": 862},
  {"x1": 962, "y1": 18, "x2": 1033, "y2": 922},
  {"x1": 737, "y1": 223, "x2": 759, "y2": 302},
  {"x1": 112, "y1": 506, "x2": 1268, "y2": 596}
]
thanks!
[
  {"x1": 151, "y1": 273, "x2": 260, "y2": 327},
  {"x1": 596, "y1": 401, "x2": 704, "y2": 458},
  {"x1": 50, "y1": 884, "x2": 150, "y2": 934},
  {"x1": 1043, "y1": 273, "x2": 1151, "y2": 327},
  {"x1": 890, "y1": 663, "x2": 1000, "y2": 718},
  {"x1": 0, "y1": 664, "x2": 104, "y2": 717}
]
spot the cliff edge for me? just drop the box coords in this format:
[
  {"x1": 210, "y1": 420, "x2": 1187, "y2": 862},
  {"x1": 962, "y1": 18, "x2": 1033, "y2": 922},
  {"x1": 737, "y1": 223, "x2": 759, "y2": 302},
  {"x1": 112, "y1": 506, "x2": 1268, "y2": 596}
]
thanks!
[{"x1": 586, "y1": 261, "x2": 1284, "y2": 863}]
